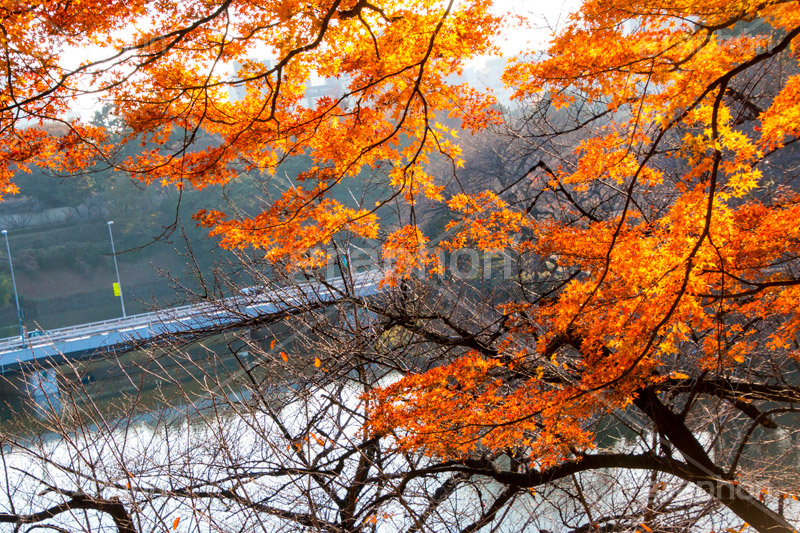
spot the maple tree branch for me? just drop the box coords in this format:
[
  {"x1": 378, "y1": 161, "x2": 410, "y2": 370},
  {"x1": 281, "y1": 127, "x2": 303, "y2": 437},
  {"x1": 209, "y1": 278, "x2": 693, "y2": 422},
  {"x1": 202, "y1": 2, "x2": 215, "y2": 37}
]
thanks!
[
  {"x1": 383, "y1": 314, "x2": 499, "y2": 357},
  {"x1": 571, "y1": 473, "x2": 598, "y2": 530},
  {"x1": 695, "y1": 277, "x2": 800, "y2": 300},
  {"x1": 562, "y1": 500, "x2": 714, "y2": 533},
  {"x1": 350, "y1": 291, "x2": 501, "y2": 358},
  {"x1": 422, "y1": 453, "x2": 676, "y2": 487},
  {"x1": 404, "y1": 474, "x2": 466, "y2": 533},
  {"x1": 633, "y1": 387, "x2": 723, "y2": 476},
  {"x1": 457, "y1": 484, "x2": 520, "y2": 533},
  {"x1": 559, "y1": 328, "x2": 796, "y2": 429},
  {"x1": 0, "y1": 0, "x2": 237, "y2": 116},
  {"x1": 537, "y1": 329, "x2": 799, "y2": 532},
  {"x1": 338, "y1": 0, "x2": 395, "y2": 22},
  {"x1": 0, "y1": 491, "x2": 137, "y2": 533},
  {"x1": 497, "y1": 160, "x2": 555, "y2": 197},
  {"x1": 167, "y1": 488, "x2": 345, "y2": 533},
  {"x1": 522, "y1": 97, "x2": 637, "y2": 139},
  {"x1": 339, "y1": 437, "x2": 379, "y2": 529},
  {"x1": 692, "y1": 0, "x2": 796, "y2": 31},
  {"x1": 632, "y1": 387, "x2": 797, "y2": 533},
  {"x1": 727, "y1": 406, "x2": 800, "y2": 477},
  {"x1": 267, "y1": 0, "x2": 344, "y2": 121},
  {"x1": 357, "y1": 12, "x2": 381, "y2": 60},
  {"x1": 560, "y1": 23, "x2": 800, "y2": 355},
  {"x1": 670, "y1": 377, "x2": 800, "y2": 406},
  {"x1": 724, "y1": 86, "x2": 764, "y2": 123},
  {"x1": 555, "y1": 182, "x2": 601, "y2": 223}
]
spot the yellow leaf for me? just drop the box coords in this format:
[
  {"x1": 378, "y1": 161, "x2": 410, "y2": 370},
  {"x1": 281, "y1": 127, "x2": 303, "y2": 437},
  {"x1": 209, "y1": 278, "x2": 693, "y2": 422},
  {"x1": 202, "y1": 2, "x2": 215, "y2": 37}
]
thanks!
[
  {"x1": 280, "y1": 352, "x2": 288, "y2": 362},
  {"x1": 314, "y1": 357, "x2": 321, "y2": 368}
]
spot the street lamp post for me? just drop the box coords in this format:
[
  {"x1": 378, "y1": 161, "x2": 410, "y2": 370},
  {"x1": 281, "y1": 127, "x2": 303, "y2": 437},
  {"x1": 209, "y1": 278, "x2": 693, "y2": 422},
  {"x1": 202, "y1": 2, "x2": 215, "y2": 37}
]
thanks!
[
  {"x1": 107, "y1": 221, "x2": 126, "y2": 317},
  {"x1": 2, "y1": 230, "x2": 25, "y2": 346}
]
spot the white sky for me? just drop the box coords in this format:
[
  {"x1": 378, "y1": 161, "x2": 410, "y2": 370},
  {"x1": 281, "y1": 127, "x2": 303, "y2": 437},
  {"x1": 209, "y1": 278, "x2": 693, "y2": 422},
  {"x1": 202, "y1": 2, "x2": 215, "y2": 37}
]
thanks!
[{"x1": 490, "y1": 0, "x2": 581, "y2": 57}]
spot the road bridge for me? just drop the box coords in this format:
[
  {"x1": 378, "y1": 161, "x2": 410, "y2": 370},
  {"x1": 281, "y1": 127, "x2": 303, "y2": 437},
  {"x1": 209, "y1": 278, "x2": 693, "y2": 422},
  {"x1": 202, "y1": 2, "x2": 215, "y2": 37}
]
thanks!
[{"x1": 0, "y1": 271, "x2": 382, "y2": 373}]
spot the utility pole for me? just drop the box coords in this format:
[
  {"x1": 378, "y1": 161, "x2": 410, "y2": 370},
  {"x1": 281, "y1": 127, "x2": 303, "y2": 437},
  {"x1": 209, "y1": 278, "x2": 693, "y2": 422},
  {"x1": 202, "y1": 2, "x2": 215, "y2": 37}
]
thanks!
[
  {"x1": 107, "y1": 221, "x2": 126, "y2": 317},
  {"x1": 2, "y1": 230, "x2": 25, "y2": 346}
]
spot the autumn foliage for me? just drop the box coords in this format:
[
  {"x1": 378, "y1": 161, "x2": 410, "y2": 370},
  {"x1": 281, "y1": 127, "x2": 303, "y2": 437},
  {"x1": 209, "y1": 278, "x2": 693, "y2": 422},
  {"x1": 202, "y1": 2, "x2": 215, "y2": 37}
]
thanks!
[{"x1": 2, "y1": 0, "x2": 800, "y2": 530}]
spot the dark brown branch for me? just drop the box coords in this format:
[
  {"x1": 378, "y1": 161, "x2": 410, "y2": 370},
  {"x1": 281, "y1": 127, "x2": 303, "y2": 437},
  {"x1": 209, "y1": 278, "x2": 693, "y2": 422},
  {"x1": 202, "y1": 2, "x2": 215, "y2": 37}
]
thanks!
[
  {"x1": 405, "y1": 474, "x2": 466, "y2": 533},
  {"x1": 0, "y1": 492, "x2": 137, "y2": 533},
  {"x1": 458, "y1": 484, "x2": 519, "y2": 533}
]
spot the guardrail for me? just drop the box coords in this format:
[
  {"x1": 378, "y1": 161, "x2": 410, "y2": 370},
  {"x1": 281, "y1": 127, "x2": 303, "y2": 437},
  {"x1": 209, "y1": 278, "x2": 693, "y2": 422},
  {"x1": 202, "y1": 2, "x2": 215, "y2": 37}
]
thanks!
[
  {"x1": 0, "y1": 270, "x2": 382, "y2": 359},
  {"x1": 0, "y1": 309, "x2": 164, "y2": 351}
]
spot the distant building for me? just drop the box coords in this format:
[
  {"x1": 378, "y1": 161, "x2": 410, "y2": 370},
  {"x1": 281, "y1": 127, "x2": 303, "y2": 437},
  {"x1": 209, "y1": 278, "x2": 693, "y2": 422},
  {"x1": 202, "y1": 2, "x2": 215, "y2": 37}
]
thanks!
[
  {"x1": 446, "y1": 57, "x2": 515, "y2": 105},
  {"x1": 474, "y1": 57, "x2": 514, "y2": 104},
  {"x1": 305, "y1": 78, "x2": 347, "y2": 109},
  {"x1": 229, "y1": 58, "x2": 273, "y2": 102}
]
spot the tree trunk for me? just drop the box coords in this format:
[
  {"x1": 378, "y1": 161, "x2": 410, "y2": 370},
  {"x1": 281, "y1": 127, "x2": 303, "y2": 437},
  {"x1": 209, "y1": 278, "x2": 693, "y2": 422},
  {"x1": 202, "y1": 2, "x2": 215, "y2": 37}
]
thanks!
[{"x1": 634, "y1": 388, "x2": 796, "y2": 533}]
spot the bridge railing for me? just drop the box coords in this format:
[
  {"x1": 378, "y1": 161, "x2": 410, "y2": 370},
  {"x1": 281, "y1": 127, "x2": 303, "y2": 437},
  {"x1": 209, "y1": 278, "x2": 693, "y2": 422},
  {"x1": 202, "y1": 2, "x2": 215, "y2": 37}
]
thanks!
[{"x1": 0, "y1": 270, "x2": 383, "y2": 354}]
